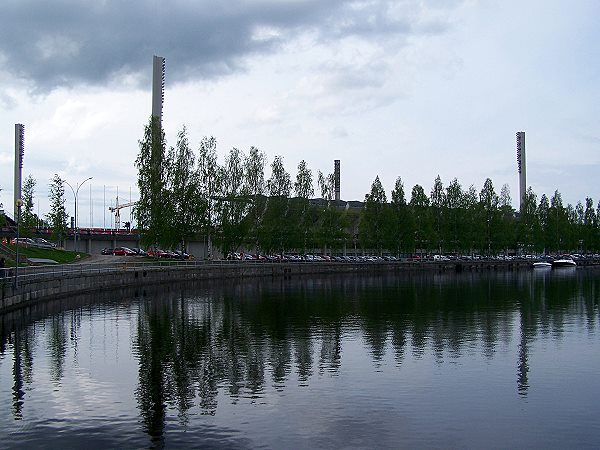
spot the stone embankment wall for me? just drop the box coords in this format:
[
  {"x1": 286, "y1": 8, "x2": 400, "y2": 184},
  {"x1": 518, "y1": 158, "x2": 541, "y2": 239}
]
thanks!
[{"x1": 0, "y1": 259, "x2": 554, "y2": 312}]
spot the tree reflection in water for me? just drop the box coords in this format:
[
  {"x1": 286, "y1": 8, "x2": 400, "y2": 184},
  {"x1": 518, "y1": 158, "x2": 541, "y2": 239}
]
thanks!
[{"x1": 0, "y1": 268, "x2": 598, "y2": 443}]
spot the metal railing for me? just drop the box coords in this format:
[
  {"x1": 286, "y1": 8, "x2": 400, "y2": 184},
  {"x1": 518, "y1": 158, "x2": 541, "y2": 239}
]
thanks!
[
  {"x1": 5, "y1": 255, "x2": 593, "y2": 287},
  {"x1": 0, "y1": 258, "x2": 317, "y2": 285}
]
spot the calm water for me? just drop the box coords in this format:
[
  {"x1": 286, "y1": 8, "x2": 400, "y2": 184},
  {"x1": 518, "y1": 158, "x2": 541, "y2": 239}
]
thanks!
[{"x1": 1, "y1": 268, "x2": 599, "y2": 449}]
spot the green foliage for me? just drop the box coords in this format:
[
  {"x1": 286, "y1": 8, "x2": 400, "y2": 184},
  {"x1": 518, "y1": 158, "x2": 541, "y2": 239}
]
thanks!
[
  {"x1": 135, "y1": 116, "x2": 169, "y2": 248},
  {"x1": 360, "y1": 176, "x2": 388, "y2": 253},
  {"x1": 129, "y1": 119, "x2": 600, "y2": 257},
  {"x1": 409, "y1": 184, "x2": 429, "y2": 209},
  {"x1": 478, "y1": 178, "x2": 500, "y2": 255},
  {"x1": 267, "y1": 155, "x2": 292, "y2": 198},
  {"x1": 443, "y1": 178, "x2": 464, "y2": 253},
  {"x1": 22, "y1": 175, "x2": 39, "y2": 234},
  {"x1": 294, "y1": 160, "x2": 314, "y2": 200},
  {"x1": 196, "y1": 136, "x2": 220, "y2": 257},
  {"x1": 293, "y1": 160, "x2": 315, "y2": 252},
  {"x1": 317, "y1": 170, "x2": 335, "y2": 202},
  {"x1": 216, "y1": 147, "x2": 251, "y2": 255},
  {"x1": 389, "y1": 177, "x2": 413, "y2": 254},
  {"x1": 46, "y1": 174, "x2": 69, "y2": 244},
  {"x1": 583, "y1": 197, "x2": 597, "y2": 251},
  {"x1": 259, "y1": 156, "x2": 292, "y2": 253},
  {"x1": 243, "y1": 146, "x2": 267, "y2": 249},
  {"x1": 517, "y1": 186, "x2": 538, "y2": 253},
  {"x1": 7, "y1": 244, "x2": 86, "y2": 264},
  {"x1": 167, "y1": 126, "x2": 201, "y2": 251}
]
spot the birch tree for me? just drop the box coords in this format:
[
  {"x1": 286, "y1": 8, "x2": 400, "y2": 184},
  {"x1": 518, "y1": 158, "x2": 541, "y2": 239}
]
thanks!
[
  {"x1": 135, "y1": 116, "x2": 169, "y2": 248},
  {"x1": 22, "y1": 175, "x2": 38, "y2": 234},
  {"x1": 47, "y1": 174, "x2": 68, "y2": 245},
  {"x1": 168, "y1": 126, "x2": 200, "y2": 252}
]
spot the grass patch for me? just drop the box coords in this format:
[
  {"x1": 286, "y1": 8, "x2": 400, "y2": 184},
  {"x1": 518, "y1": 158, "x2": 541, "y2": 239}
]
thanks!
[{"x1": 5, "y1": 245, "x2": 89, "y2": 265}]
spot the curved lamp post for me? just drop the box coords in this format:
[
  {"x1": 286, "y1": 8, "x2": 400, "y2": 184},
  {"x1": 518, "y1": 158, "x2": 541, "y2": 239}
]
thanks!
[
  {"x1": 14, "y1": 198, "x2": 23, "y2": 289},
  {"x1": 64, "y1": 177, "x2": 93, "y2": 253}
]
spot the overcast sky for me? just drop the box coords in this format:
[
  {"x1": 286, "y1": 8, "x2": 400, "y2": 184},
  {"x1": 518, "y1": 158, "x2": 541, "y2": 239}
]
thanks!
[{"x1": 1, "y1": 0, "x2": 599, "y2": 227}]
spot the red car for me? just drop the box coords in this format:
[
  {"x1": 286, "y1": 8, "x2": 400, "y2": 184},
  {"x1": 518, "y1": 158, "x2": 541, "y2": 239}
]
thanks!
[
  {"x1": 147, "y1": 249, "x2": 170, "y2": 258},
  {"x1": 113, "y1": 247, "x2": 136, "y2": 256}
]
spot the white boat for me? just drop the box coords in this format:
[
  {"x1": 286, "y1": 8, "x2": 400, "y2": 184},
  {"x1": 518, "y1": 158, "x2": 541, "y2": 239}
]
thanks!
[
  {"x1": 532, "y1": 261, "x2": 552, "y2": 268},
  {"x1": 552, "y1": 256, "x2": 577, "y2": 268}
]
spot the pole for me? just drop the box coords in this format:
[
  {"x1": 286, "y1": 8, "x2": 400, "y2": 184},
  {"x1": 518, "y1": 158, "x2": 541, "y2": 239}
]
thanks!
[
  {"x1": 14, "y1": 199, "x2": 23, "y2": 289},
  {"x1": 64, "y1": 177, "x2": 93, "y2": 253},
  {"x1": 74, "y1": 187, "x2": 77, "y2": 251}
]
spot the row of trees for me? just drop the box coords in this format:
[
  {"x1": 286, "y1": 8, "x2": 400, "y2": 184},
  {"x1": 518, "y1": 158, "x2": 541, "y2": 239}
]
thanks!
[
  {"x1": 360, "y1": 175, "x2": 600, "y2": 255},
  {"x1": 1, "y1": 174, "x2": 69, "y2": 244},
  {"x1": 136, "y1": 119, "x2": 600, "y2": 256},
  {"x1": 135, "y1": 117, "x2": 348, "y2": 255}
]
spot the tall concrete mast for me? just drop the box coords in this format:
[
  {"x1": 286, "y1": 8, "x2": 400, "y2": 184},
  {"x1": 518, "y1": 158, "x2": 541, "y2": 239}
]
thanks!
[
  {"x1": 14, "y1": 124, "x2": 24, "y2": 217},
  {"x1": 516, "y1": 131, "x2": 526, "y2": 211},
  {"x1": 152, "y1": 55, "x2": 165, "y2": 122}
]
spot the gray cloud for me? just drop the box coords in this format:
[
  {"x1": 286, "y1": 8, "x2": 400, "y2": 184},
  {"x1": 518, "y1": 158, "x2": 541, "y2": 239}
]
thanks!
[{"x1": 0, "y1": 0, "x2": 454, "y2": 93}]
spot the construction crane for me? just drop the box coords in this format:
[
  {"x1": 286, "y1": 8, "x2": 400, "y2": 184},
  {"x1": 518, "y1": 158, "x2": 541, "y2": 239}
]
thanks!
[{"x1": 108, "y1": 196, "x2": 136, "y2": 230}]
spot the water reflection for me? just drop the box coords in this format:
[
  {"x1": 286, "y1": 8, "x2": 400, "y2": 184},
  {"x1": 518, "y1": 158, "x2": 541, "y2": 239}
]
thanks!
[
  {"x1": 126, "y1": 269, "x2": 599, "y2": 428},
  {"x1": 0, "y1": 268, "x2": 599, "y2": 447}
]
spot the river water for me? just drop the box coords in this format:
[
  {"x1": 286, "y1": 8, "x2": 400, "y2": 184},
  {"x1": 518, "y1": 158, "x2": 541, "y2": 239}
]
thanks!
[{"x1": 1, "y1": 268, "x2": 599, "y2": 449}]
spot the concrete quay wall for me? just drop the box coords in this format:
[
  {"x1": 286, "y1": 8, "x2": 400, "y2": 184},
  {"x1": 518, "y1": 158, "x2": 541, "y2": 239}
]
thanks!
[{"x1": 0, "y1": 259, "x2": 541, "y2": 313}]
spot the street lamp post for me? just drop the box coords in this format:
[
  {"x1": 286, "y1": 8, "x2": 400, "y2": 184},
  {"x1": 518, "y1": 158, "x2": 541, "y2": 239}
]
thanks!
[
  {"x1": 14, "y1": 198, "x2": 23, "y2": 289},
  {"x1": 64, "y1": 177, "x2": 93, "y2": 253}
]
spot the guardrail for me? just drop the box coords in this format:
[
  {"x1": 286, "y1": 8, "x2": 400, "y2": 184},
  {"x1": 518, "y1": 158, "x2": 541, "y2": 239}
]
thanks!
[
  {"x1": 0, "y1": 258, "x2": 343, "y2": 284},
  {"x1": 0, "y1": 259, "x2": 221, "y2": 283},
  {"x1": 2, "y1": 256, "x2": 599, "y2": 286},
  {"x1": 2, "y1": 256, "x2": 599, "y2": 313}
]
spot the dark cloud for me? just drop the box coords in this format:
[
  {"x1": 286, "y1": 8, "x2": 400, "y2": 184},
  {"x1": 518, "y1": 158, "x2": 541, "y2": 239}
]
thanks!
[{"x1": 0, "y1": 0, "x2": 451, "y2": 93}]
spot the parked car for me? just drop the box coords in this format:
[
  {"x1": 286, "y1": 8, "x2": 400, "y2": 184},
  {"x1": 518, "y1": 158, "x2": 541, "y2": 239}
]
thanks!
[
  {"x1": 101, "y1": 248, "x2": 114, "y2": 255},
  {"x1": 11, "y1": 237, "x2": 35, "y2": 247},
  {"x1": 32, "y1": 237, "x2": 57, "y2": 249},
  {"x1": 172, "y1": 250, "x2": 191, "y2": 259},
  {"x1": 131, "y1": 248, "x2": 148, "y2": 257},
  {"x1": 147, "y1": 249, "x2": 170, "y2": 258},
  {"x1": 113, "y1": 247, "x2": 136, "y2": 256}
]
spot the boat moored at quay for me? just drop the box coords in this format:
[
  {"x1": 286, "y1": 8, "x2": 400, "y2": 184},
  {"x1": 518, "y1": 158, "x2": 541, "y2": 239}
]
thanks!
[{"x1": 552, "y1": 255, "x2": 577, "y2": 268}]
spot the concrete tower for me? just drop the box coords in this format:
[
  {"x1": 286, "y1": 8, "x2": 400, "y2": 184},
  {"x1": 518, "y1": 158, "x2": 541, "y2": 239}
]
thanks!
[
  {"x1": 334, "y1": 160, "x2": 340, "y2": 201},
  {"x1": 14, "y1": 124, "x2": 24, "y2": 217},
  {"x1": 152, "y1": 55, "x2": 165, "y2": 121},
  {"x1": 516, "y1": 131, "x2": 526, "y2": 211}
]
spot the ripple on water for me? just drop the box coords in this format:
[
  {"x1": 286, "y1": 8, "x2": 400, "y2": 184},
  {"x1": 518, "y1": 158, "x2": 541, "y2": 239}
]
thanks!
[{"x1": 1, "y1": 271, "x2": 599, "y2": 448}]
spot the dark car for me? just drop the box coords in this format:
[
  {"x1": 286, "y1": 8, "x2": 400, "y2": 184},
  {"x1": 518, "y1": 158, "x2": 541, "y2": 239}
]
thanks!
[
  {"x1": 131, "y1": 248, "x2": 148, "y2": 257},
  {"x1": 101, "y1": 248, "x2": 114, "y2": 255}
]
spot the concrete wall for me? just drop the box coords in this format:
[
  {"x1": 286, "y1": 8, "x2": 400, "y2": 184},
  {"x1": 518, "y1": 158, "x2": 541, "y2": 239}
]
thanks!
[
  {"x1": 0, "y1": 259, "x2": 539, "y2": 313},
  {"x1": 61, "y1": 233, "x2": 210, "y2": 257},
  {"x1": 63, "y1": 235, "x2": 142, "y2": 254}
]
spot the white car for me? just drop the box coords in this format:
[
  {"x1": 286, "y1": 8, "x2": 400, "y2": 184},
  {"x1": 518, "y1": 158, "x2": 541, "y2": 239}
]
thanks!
[
  {"x1": 11, "y1": 237, "x2": 35, "y2": 246},
  {"x1": 32, "y1": 237, "x2": 57, "y2": 249}
]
